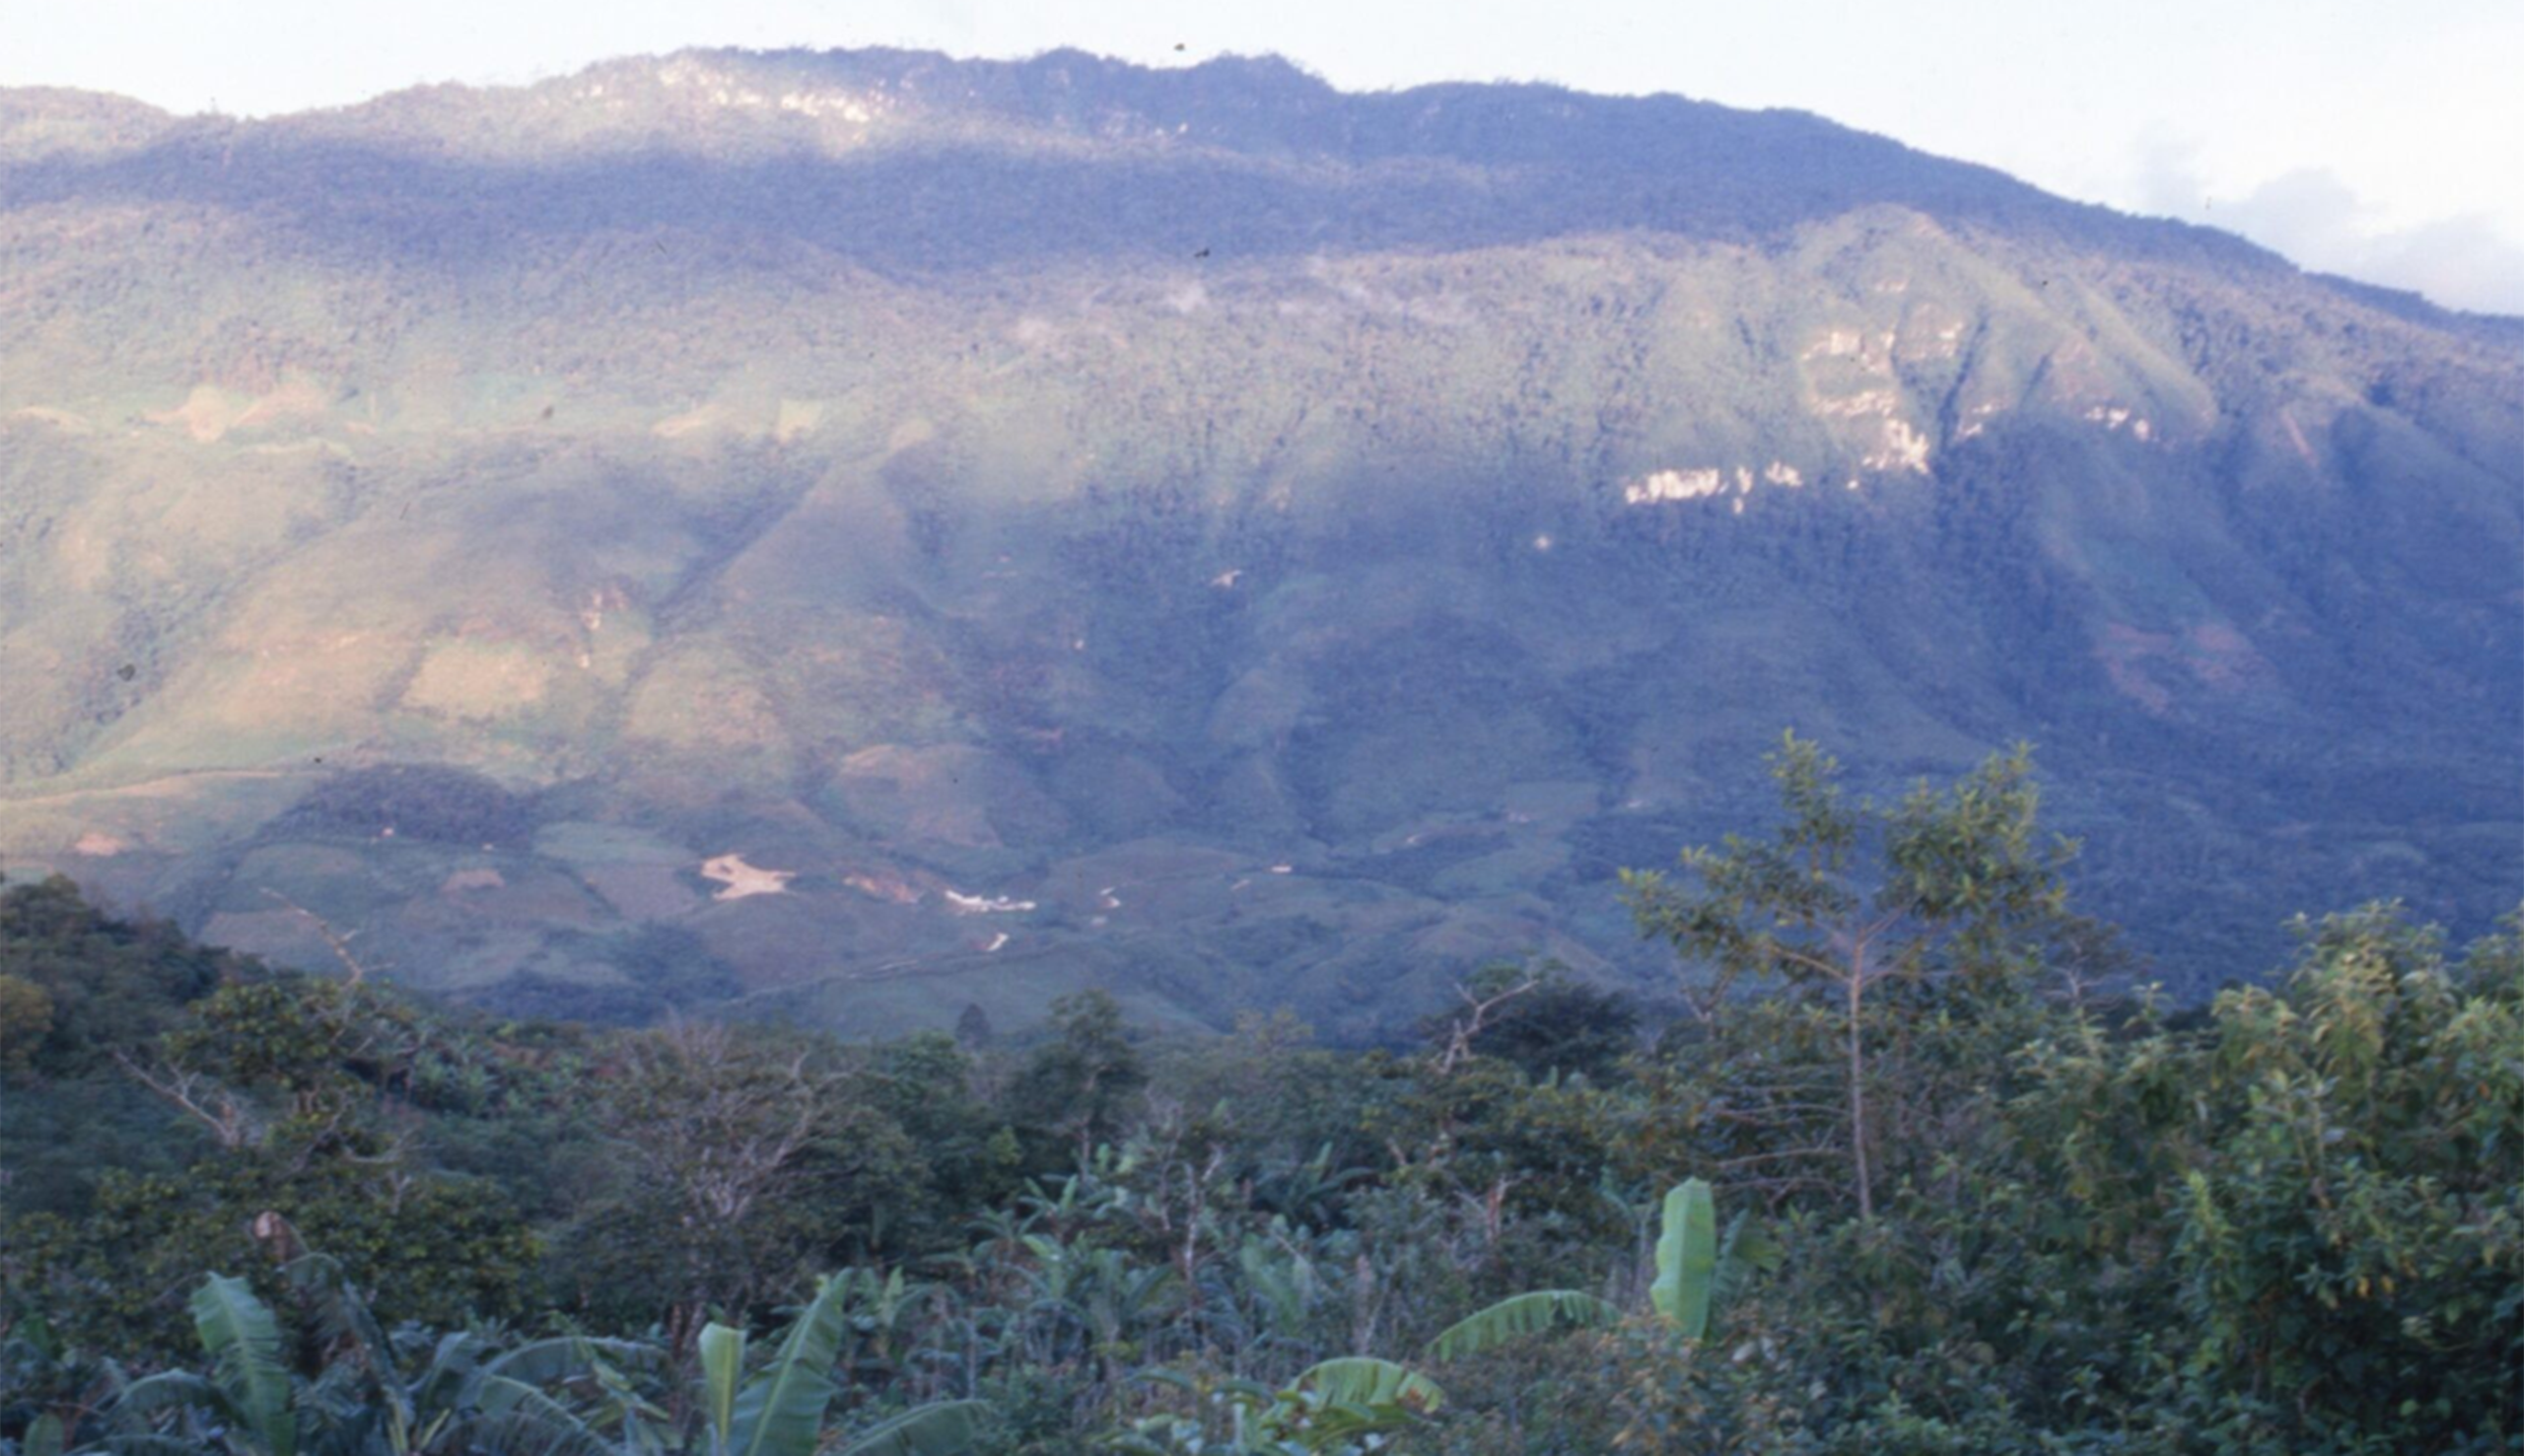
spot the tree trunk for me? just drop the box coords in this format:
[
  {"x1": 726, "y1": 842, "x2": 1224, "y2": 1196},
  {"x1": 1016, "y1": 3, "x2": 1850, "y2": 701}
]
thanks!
[{"x1": 1846, "y1": 952, "x2": 1873, "y2": 1220}]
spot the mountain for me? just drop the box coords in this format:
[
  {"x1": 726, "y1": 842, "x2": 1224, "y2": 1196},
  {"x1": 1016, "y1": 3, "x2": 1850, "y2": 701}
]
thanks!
[{"x1": 1, "y1": 49, "x2": 2517, "y2": 1039}]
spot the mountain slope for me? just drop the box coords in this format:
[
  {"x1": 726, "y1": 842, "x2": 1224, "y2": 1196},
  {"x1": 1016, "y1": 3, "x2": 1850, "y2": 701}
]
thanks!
[{"x1": 2, "y1": 49, "x2": 2517, "y2": 1037}]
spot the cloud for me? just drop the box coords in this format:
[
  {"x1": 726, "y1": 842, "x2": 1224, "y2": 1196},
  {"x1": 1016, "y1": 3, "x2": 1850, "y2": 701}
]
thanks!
[{"x1": 2133, "y1": 136, "x2": 2524, "y2": 318}]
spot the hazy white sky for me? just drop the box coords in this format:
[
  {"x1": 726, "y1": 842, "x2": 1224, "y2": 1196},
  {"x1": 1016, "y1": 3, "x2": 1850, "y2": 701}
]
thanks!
[{"x1": 7, "y1": 0, "x2": 2520, "y2": 313}]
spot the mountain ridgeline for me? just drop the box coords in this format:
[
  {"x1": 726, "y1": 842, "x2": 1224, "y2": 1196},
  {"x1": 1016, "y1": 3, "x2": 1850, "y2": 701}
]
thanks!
[{"x1": 0, "y1": 48, "x2": 2517, "y2": 1036}]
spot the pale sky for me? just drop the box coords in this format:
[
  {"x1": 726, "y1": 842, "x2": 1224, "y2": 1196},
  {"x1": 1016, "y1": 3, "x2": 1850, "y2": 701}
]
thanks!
[{"x1": 7, "y1": 0, "x2": 2520, "y2": 314}]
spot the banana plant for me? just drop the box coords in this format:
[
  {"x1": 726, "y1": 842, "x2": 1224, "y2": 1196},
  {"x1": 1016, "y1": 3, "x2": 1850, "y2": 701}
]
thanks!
[
  {"x1": 112, "y1": 1276, "x2": 297, "y2": 1456},
  {"x1": 1244, "y1": 1145, "x2": 1367, "y2": 1228},
  {"x1": 1284, "y1": 1359, "x2": 1441, "y2": 1423},
  {"x1": 14, "y1": 1414, "x2": 66, "y2": 1456},
  {"x1": 688, "y1": 1276, "x2": 985, "y2": 1456},
  {"x1": 2, "y1": 1312, "x2": 126, "y2": 1456},
  {"x1": 1110, "y1": 1359, "x2": 1439, "y2": 1455},
  {"x1": 1422, "y1": 1289, "x2": 1621, "y2": 1362},
  {"x1": 303, "y1": 1253, "x2": 664, "y2": 1456},
  {"x1": 1649, "y1": 1178, "x2": 1719, "y2": 1338},
  {"x1": 1421, "y1": 1178, "x2": 1773, "y2": 1365},
  {"x1": 1113, "y1": 1185, "x2": 1734, "y2": 1452},
  {"x1": 1648, "y1": 1178, "x2": 1777, "y2": 1342},
  {"x1": 1229, "y1": 1222, "x2": 1342, "y2": 1357},
  {"x1": 107, "y1": 1266, "x2": 643, "y2": 1456}
]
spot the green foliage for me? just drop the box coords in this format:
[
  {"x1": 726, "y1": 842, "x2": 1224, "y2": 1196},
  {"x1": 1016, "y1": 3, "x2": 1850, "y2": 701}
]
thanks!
[
  {"x1": 1626, "y1": 734, "x2": 2090, "y2": 1217},
  {"x1": 697, "y1": 1324, "x2": 743, "y2": 1456},
  {"x1": 0, "y1": 874, "x2": 232, "y2": 1076},
  {"x1": 859, "y1": 1032, "x2": 1023, "y2": 1236},
  {"x1": 1111, "y1": 1363, "x2": 1439, "y2": 1456},
  {"x1": 721, "y1": 1278, "x2": 847, "y2": 1456},
  {"x1": 685, "y1": 1279, "x2": 985, "y2": 1456},
  {"x1": 187, "y1": 1275, "x2": 297, "y2": 1456},
  {"x1": 832, "y1": 1401, "x2": 990, "y2": 1456},
  {"x1": 11, "y1": 1157, "x2": 539, "y2": 1357},
  {"x1": 98, "y1": 1264, "x2": 638, "y2": 1456},
  {"x1": 555, "y1": 1021, "x2": 950, "y2": 1340},
  {"x1": 1420, "y1": 965, "x2": 1639, "y2": 1085},
  {"x1": 5, "y1": 751, "x2": 2522, "y2": 1452},
  {"x1": 0, "y1": 974, "x2": 49, "y2": 1076},
  {"x1": 1288, "y1": 1358, "x2": 1441, "y2": 1416},
  {"x1": 3, "y1": 936, "x2": 543, "y2": 1353},
  {"x1": 1007, "y1": 993, "x2": 1150, "y2": 1157},
  {"x1": 273, "y1": 766, "x2": 533, "y2": 848},
  {"x1": 1648, "y1": 1179, "x2": 1718, "y2": 1339},
  {"x1": 1423, "y1": 1290, "x2": 1620, "y2": 1362},
  {"x1": 2020, "y1": 905, "x2": 2524, "y2": 1446}
]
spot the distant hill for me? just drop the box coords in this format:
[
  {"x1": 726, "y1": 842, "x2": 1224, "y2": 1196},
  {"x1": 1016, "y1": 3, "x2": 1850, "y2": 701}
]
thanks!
[{"x1": 2, "y1": 48, "x2": 2517, "y2": 1038}]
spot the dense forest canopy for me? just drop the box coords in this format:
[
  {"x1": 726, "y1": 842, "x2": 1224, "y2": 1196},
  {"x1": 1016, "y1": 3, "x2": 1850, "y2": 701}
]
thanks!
[{"x1": 6, "y1": 740, "x2": 2520, "y2": 1452}]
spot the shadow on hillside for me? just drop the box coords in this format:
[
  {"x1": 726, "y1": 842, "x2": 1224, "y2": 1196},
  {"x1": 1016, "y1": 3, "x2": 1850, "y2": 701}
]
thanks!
[{"x1": 0, "y1": 88, "x2": 2270, "y2": 278}]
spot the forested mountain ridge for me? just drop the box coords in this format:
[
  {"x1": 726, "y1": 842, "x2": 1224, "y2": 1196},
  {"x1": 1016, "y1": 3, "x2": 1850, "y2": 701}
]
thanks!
[{"x1": 0, "y1": 48, "x2": 2517, "y2": 1035}]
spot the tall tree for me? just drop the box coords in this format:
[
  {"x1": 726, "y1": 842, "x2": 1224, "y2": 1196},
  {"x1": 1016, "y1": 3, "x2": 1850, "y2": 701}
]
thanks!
[
  {"x1": 1623, "y1": 732, "x2": 2079, "y2": 1218},
  {"x1": 1008, "y1": 992, "x2": 1149, "y2": 1158}
]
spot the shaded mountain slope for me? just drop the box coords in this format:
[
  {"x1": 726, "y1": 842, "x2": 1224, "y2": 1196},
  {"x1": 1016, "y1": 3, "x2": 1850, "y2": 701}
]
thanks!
[{"x1": 0, "y1": 49, "x2": 2516, "y2": 1037}]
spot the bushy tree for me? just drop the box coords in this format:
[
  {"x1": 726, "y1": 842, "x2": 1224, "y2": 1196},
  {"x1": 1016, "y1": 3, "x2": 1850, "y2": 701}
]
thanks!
[
  {"x1": 562, "y1": 1020, "x2": 928, "y2": 1346},
  {"x1": 1417, "y1": 964, "x2": 1639, "y2": 1085},
  {"x1": 1007, "y1": 992, "x2": 1149, "y2": 1159},
  {"x1": 1623, "y1": 731, "x2": 2085, "y2": 1218},
  {"x1": 0, "y1": 873, "x2": 230, "y2": 1079},
  {"x1": 2016, "y1": 905, "x2": 2524, "y2": 1447},
  {"x1": 6, "y1": 971, "x2": 539, "y2": 1353},
  {"x1": 0, "y1": 974, "x2": 50, "y2": 1076}
]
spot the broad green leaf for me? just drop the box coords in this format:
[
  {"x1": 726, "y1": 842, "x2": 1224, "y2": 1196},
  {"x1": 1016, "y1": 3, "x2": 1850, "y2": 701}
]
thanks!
[
  {"x1": 1425, "y1": 1289, "x2": 1621, "y2": 1361},
  {"x1": 1649, "y1": 1179, "x2": 1718, "y2": 1339},
  {"x1": 449, "y1": 1408, "x2": 613, "y2": 1456},
  {"x1": 484, "y1": 1336, "x2": 661, "y2": 1387},
  {"x1": 283, "y1": 1254, "x2": 411, "y2": 1430},
  {"x1": 111, "y1": 1370, "x2": 224, "y2": 1421},
  {"x1": 728, "y1": 1275, "x2": 853, "y2": 1456},
  {"x1": 834, "y1": 1399, "x2": 989, "y2": 1456},
  {"x1": 192, "y1": 1274, "x2": 298, "y2": 1456},
  {"x1": 697, "y1": 1324, "x2": 745, "y2": 1456},
  {"x1": 1290, "y1": 1357, "x2": 1444, "y2": 1415}
]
